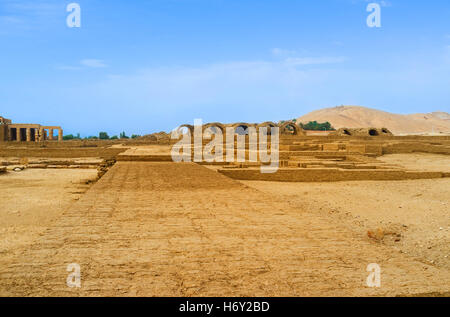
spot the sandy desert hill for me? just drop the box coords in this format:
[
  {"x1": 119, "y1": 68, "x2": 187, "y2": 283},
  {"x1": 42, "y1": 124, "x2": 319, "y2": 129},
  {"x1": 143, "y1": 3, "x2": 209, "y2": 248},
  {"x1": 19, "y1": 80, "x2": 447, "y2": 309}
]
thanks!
[{"x1": 297, "y1": 106, "x2": 450, "y2": 135}]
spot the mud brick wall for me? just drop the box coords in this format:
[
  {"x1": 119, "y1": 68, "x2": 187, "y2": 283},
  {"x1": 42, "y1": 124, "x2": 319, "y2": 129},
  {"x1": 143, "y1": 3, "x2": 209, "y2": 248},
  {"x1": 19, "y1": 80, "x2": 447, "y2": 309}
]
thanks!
[
  {"x1": 0, "y1": 147, "x2": 127, "y2": 159},
  {"x1": 364, "y1": 145, "x2": 383, "y2": 156},
  {"x1": 0, "y1": 126, "x2": 7, "y2": 142},
  {"x1": 0, "y1": 140, "x2": 124, "y2": 148},
  {"x1": 323, "y1": 143, "x2": 340, "y2": 152},
  {"x1": 219, "y1": 168, "x2": 445, "y2": 182},
  {"x1": 346, "y1": 145, "x2": 365, "y2": 154},
  {"x1": 116, "y1": 155, "x2": 173, "y2": 162},
  {"x1": 382, "y1": 143, "x2": 450, "y2": 155}
]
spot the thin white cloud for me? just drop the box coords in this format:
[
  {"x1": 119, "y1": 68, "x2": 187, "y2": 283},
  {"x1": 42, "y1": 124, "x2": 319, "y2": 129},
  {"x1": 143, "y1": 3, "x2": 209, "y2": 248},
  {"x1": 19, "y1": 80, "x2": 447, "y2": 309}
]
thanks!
[
  {"x1": 332, "y1": 40, "x2": 344, "y2": 47},
  {"x1": 58, "y1": 59, "x2": 108, "y2": 70},
  {"x1": 0, "y1": 0, "x2": 63, "y2": 33},
  {"x1": 284, "y1": 56, "x2": 346, "y2": 66},
  {"x1": 2, "y1": 0, "x2": 61, "y2": 15},
  {"x1": 271, "y1": 48, "x2": 297, "y2": 57},
  {"x1": 80, "y1": 59, "x2": 108, "y2": 68},
  {"x1": 83, "y1": 58, "x2": 348, "y2": 115},
  {"x1": 0, "y1": 15, "x2": 28, "y2": 34},
  {"x1": 271, "y1": 48, "x2": 346, "y2": 66},
  {"x1": 379, "y1": 1, "x2": 392, "y2": 7},
  {"x1": 0, "y1": 15, "x2": 23, "y2": 24}
]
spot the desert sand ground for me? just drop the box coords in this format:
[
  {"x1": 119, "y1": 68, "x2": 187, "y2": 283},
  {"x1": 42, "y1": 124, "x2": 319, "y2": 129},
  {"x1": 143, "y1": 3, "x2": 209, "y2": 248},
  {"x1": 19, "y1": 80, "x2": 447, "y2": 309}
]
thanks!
[
  {"x1": 0, "y1": 154, "x2": 449, "y2": 296},
  {"x1": 0, "y1": 169, "x2": 98, "y2": 255},
  {"x1": 240, "y1": 153, "x2": 450, "y2": 290},
  {"x1": 379, "y1": 153, "x2": 450, "y2": 173},
  {"x1": 242, "y1": 178, "x2": 449, "y2": 270}
]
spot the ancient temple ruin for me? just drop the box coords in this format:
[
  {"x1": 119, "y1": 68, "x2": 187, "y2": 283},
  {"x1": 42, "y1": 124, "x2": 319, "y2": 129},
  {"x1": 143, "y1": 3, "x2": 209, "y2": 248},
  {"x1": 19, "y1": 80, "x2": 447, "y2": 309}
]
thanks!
[{"x1": 0, "y1": 116, "x2": 63, "y2": 142}]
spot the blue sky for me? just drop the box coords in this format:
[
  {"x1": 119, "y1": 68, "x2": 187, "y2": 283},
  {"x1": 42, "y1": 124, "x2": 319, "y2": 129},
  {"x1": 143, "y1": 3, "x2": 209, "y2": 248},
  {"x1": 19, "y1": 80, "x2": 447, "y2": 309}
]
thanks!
[{"x1": 1, "y1": 0, "x2": 449, "y2": 136}]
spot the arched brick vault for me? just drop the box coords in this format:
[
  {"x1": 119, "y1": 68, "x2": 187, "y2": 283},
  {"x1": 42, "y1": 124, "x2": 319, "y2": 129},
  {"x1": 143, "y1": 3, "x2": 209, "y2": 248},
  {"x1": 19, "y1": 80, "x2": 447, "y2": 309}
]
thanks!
[
  {"x1": 202, "y1": 122, "x2": 225, "y2": 133},
  {"x1": 177, "y1": 124, "x2": 194, "y2": 135},
  {"x1": 378, "y1": 128, "x2": 393, "y2": 136},
  {"x1": 230, "y1": 123, "x2": 257, "y2": 135},
  {"x1": 255, "y1": 122, "x2": 278, "y2": 135},
  {"x1": 280, "y1": 122, "x2": 304, "y2": 135},
  {"x1": 368, "y1": 128, "x2": 379, "y2": 136},
  {"x1": 256, "y1": 121, "x2": 278, "y2": 128},
  {"x1": 332, "y1": 127, "x2": 393, "y2": 137},
  {"x1": 231, "y1": 122, "x2": 257, "y2": 129}
]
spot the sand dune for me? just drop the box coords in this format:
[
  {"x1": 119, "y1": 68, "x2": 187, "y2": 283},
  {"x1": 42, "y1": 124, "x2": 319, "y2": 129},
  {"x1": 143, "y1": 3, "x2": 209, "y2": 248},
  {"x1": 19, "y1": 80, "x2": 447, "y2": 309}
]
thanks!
[{"x1": 297, "y1": 106, "x2": 450, "y2": 135}]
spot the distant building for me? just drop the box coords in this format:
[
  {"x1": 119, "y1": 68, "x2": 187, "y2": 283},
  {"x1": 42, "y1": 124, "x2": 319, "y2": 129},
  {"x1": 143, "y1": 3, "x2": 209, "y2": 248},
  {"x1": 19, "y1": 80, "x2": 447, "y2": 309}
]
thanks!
[{"x1": 0, "y1": 116, "x2": 63, "y2": 142}]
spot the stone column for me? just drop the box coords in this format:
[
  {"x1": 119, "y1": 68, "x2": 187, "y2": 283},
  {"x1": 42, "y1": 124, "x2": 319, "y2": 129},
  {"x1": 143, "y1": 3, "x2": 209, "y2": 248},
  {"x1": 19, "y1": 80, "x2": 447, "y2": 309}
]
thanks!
[
  {"x1": 40, "y1": 129, "x2": 46, "y2": 142},
  {"x1": 35, "y1": 129, "x2": 39, "y2": 142},
  {"x1": 58, "y1": 129, "x2": 63, "y2": 142},
  {"x1": 49, "y1": 129, "x2": 54, "y2": 141},
  {"x1": 16, "y1": 128, "x2": 20, "y2": 142},
  {"x1": 26, "y1": 128, "x2": 31, "y2": 142},
  {"x1": 8, "y1": 128, "x2": 11, "y2": 141}
]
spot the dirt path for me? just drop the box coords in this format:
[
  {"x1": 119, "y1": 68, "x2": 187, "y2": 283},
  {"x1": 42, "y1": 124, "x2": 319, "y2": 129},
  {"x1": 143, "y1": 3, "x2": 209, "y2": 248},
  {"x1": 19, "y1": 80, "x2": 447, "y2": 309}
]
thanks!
[{"x1": 0, "y1": 162, "x2": 448, "y2": 296}]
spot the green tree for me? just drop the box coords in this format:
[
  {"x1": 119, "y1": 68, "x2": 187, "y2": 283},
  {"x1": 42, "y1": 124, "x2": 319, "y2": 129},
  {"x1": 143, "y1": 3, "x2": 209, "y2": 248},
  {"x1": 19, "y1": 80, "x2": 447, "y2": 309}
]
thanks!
[
  {"x1": 300, "y1": 121, "x2": 335, "y2": 131},
  {"x1": 120, "y1": 131, "x2": 129, "y2": 139},
  {"x1": 99, "y1": 132, "x2": 109, "y2": 140}
]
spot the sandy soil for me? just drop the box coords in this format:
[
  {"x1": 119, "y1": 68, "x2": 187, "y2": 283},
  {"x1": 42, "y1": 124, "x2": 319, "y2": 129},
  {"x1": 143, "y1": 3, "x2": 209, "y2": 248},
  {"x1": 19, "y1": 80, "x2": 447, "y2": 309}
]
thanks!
[
  {"x1": 0, "y1": 169, "x2": 98, "y2": 254},
  {"x1": 242, "y1": 179, "x2": 450, "y2": 270},
  {"x1": 118, "y1": 144, "x2": 172, "y2": 155},
  {"x1": 0, "y1": 162, "x2": 448, "y2": 296},
  {"x1": 241, "y1": 154, "x2": 450, "y2": 271},
  {"x1": 379, "y1": 153, "x2": 450, "y2": 172}
]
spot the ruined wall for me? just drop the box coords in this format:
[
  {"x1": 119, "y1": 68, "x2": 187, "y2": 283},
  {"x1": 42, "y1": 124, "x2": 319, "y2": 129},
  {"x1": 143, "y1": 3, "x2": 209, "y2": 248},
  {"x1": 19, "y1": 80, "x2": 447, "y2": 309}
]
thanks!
[
  {"x1": 0, "y1": 125, "x2": 7, "y2": 142},
  {"x1": 382, "y1": 143, "x2": 450, "y2": 155},
  {"x1": 332, "y1": 127, "x2": 393, "y2": 137},
  {"x1": 219, "y1": 168, "x2": 447, "y2": 182},
  {"x1": 0, "y1": 147, "x2": 127, "y2": 159}
]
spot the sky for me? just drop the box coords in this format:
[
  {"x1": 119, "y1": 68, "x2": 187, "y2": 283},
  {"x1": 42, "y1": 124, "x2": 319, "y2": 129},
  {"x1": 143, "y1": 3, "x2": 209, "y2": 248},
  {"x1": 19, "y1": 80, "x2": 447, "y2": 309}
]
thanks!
[{"x1": 1, "y1": 0, "x2": 449, "y2": 136}]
